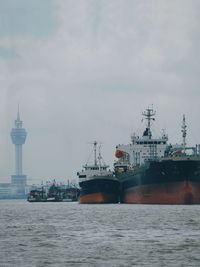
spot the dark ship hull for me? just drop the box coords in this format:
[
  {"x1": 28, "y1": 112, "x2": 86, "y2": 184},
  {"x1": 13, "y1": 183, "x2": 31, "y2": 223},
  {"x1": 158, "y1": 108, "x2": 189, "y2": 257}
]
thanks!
[
  {"x1": 79, "y1": 178, "x2": 120, "y2": 204},
  {"x1": 27, "y1": 198, "x2": 47, "y2": 202},
  {"x1": 117, "y1": 157, "x2": 200, "y2": 204}
]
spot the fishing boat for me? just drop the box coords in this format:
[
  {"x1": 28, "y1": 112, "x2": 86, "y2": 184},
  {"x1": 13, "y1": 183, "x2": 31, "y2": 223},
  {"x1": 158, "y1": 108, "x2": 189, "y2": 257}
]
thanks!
[{"x1": 27, "y1": 188, "x2": 47, "y2": 202}]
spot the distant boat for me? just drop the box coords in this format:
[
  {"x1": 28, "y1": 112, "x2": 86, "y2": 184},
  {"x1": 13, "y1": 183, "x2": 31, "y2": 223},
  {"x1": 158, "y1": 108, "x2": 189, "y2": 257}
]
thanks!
[
  {"x1": 27, "y1": 189, "x2": 47, "y2": 202},
  {"x1": 62, "y1": 187, "x2": 80, "y2": 202},
  {"x1": 46, "y1": 183, "x2": 63, "y2": 202},
  {"x1": 27, "y1": 182, "x2": 80, "y2": 202}
]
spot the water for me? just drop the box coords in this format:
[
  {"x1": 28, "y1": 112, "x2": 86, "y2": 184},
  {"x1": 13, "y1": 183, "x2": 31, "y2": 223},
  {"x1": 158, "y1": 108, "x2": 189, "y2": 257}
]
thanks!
[{"x1": 1, "y1": 201, "x2": 200, "y2": 266}]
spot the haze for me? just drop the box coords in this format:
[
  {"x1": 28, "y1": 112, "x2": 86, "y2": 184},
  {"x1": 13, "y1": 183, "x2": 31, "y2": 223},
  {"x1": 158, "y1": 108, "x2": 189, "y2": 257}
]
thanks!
[{"x1": 0, "y1": 0, "x2": 199, "y2": 184}]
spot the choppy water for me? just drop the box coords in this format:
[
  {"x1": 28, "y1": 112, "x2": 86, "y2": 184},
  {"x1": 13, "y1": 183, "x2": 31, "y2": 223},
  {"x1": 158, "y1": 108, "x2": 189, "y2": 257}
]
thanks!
[{"x1": 1, "y1": 201, "x2": 200, "y2": 266}]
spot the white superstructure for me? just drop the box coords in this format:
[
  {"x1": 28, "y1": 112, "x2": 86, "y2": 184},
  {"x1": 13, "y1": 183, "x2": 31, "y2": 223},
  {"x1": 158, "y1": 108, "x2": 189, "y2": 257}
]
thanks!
[
  {"x1": 78, "y1": 141, "x2": 113, "y2": 183},
  {"x1": 115, "y1": 108, "x2": 168, "y2": 167}
]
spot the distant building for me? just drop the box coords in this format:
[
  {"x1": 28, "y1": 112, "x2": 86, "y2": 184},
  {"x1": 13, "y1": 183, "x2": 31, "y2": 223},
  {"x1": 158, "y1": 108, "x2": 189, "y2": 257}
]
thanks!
[
  {"x1": 0, "y1": 183, "x2": 19, "y2": 199},
  {"x1": 0, "y1": 183, "x2": 12, "y2": 198},
  {"x1": 10, "y1": 109, "x2": 27, "y2": 197},
  {"x1": 0, "y1": 109, "x2": 28, "y2": 199}
]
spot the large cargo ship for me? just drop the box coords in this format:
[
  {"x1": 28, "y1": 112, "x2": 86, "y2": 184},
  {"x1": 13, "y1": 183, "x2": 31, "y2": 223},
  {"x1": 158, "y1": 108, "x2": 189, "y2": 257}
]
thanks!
[
  {"x1": 114, "y1": 108, "x2": 200, "y2": 204},
  {"x1": 78, "y1": 141, "x2": 120, "y2": 204}
]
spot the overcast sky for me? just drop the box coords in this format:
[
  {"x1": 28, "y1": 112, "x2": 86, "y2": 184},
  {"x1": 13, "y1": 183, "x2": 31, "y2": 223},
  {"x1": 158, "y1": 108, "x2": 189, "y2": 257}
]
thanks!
[{"x1": 0, "y1": 0, "x2": 200, "y2": 184}]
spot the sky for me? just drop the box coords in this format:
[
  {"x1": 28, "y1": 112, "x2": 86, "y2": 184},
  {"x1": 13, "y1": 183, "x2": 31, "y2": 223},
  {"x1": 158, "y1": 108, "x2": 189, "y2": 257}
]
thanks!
[{"x1": 0, "y1": 0, "x2": 200, "y2": 184}]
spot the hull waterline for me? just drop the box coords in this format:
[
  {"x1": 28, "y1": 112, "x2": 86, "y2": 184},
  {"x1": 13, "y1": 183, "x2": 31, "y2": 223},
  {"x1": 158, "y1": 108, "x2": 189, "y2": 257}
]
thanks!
[
  {"x1": 79, "y1": 178, "x2": 120, "y2": 204},
  {"x1": 79, "y1": 192, "x2": 119, "y2": 204},
  {"x1": 121, "y1": 181, "x2": 200, "y2": 204}
]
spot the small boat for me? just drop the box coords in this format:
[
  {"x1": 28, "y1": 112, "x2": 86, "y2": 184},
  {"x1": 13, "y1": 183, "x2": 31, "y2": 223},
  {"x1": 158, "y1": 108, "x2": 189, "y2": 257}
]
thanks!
[
  {"x1": 46, "y1": 183, "x2": 63, "y2": 202},
  {"x1": 62, "y1": 187, "x2": 80, "y2": 202},
  {"x1": 27, "y1": 182, "x2": 80, "y2": 202},
  {"x1": 27, "y1": 189, "x2": 47, "y2": 202}
]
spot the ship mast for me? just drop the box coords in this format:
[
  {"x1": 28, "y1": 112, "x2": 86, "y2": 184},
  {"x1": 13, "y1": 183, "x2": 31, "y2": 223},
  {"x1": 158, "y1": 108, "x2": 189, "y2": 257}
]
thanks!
[
  {"x1": 181, "y1": 114, "x2": 187, "y2": 152},
  {"x1": 93, "y1": 141, "x2": 98, "y2": 166},
  {"x1": 98, "y1": 145, "x2": 102, "y2": 170},
  {"x1": 142, "y1": 107, "x2": 156, "y2": 139}
]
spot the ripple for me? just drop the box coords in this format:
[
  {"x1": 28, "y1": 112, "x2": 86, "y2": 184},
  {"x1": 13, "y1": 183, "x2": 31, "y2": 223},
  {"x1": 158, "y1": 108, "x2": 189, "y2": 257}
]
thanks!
[{"x1": 1, "y1": 201, "x2": 200, "y2": 266}]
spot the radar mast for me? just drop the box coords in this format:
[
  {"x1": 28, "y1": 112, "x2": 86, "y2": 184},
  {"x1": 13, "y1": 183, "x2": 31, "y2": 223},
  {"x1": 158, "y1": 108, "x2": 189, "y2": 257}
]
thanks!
[
  {"x1": 142, "y1": 107, "x2": 156, "y2": 139},
  {"x1": 181, "y1": 114, "x2": 187, "y2": 152}
]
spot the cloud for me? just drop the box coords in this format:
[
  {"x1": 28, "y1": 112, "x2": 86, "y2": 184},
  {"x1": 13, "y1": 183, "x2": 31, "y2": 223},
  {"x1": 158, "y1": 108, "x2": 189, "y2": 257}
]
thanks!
[{"x1": 0, "y1": 0, "x2": 58, "y2": 37}]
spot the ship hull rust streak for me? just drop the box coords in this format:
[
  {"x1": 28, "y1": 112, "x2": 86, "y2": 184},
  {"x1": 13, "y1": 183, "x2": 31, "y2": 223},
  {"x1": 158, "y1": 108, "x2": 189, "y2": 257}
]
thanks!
[
  {"x1": 79, "y1": 192, "x2": 119, "y2": 204},
  {"x1": 121, "y1": 181, "x2": 200, "y2": 204}
]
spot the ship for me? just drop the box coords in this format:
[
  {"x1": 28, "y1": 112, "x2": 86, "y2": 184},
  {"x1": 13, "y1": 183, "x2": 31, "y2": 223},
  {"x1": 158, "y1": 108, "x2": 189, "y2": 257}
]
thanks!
[
  {"x1": 62, "y1": 187, "x2": 80, "y2": 202},
  {"x1": 114, "y1": 108, "x2": 200, "y2": 204},
  {"x1": 27, "y1": 182, "x2": 80, "y2": 202},
  {"x1": 77, "y1": 141, "x2": 120, "y2": 203},
  {"x1": 46, "y1": 183, "x2": 63, "y2": 202},
  {"x1": 27, "y1": 188, "x2": 47, "y2": 202}
]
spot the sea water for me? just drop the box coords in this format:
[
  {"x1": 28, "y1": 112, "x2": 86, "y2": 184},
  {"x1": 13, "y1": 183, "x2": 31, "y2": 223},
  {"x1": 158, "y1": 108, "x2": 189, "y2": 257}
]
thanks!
[{"x1": 0, "y1": 200, "x2": 200, "y2": 266}]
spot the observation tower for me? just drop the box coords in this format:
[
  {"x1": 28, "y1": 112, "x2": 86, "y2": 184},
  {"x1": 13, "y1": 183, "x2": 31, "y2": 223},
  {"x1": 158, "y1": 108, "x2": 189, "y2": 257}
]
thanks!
[{"x1": 10, "y1": 109, "x2": 27, "y2": 193}]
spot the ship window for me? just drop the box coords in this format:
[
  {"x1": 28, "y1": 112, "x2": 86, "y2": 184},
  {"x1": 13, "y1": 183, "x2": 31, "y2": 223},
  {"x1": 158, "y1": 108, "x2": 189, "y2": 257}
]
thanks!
[{"x1": 79, "y1": 175, "x2": 86, "y2": 178}]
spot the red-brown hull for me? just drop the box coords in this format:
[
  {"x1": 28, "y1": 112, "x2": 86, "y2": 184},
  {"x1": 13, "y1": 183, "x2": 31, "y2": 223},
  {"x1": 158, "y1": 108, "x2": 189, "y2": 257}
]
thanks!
[
  {"x1": 79, "y1": 192, "x2": 119, "y2": 204},
  {"x1": 121, "y1": 181, "x2": 200, "y2": 204}
]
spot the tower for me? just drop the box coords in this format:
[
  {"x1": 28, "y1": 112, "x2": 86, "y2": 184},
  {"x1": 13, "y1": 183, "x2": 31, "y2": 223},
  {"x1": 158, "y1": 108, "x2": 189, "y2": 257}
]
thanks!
[{"x1": 10, "y1": 109, "x2": 27, "y2": 193}]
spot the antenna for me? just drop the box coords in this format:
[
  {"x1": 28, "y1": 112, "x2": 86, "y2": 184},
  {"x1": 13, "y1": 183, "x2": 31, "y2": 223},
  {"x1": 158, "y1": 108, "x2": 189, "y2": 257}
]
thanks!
[
  {"x1": 142, "y1": 107, "x2": 156, "y2": 138},
  {"x1": 93, "y1": 141, "x2": 98, "y2": 166},
  {"x1": 87, "y1": 141, "x2": 102, "y2": 166},
  {"x1": 98, "y1": 144, "x2": 102, "y2": 169},
  {"x1": 181, "y1": 114, "x2": 187, "y2": 152}
]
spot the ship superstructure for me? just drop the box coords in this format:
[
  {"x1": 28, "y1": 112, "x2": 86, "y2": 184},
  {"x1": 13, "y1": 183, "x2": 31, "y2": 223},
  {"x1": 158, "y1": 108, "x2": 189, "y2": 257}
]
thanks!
[
  {"x1": 114, "y1": 108, "x2": 200, "y2": 204},
  {"x1": 78, "y1": 141, "x2": 120, "y2": 203},
  {"x1": 115, "y1": 108, "x2": 168, "y2": 169},
  {"x1": 79, "y1": 141, "x2": 113, "y2": 183}
]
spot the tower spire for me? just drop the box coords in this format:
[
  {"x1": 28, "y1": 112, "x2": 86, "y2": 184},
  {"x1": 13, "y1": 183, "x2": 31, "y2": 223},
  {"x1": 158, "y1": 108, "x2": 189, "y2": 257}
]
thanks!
[
  {"x1": 17, "y1": 104, "x2": 20, "y2": 120},
  {"x1": 15, "y1": 105, "x2": 22, "y2": 128}
]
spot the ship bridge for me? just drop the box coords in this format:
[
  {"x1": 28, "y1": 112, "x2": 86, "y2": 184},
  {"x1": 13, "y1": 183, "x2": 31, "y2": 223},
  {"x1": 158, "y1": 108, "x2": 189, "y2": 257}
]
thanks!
[{"x1": 115, "y1": 108, "x2": 168, "y2": 167}]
